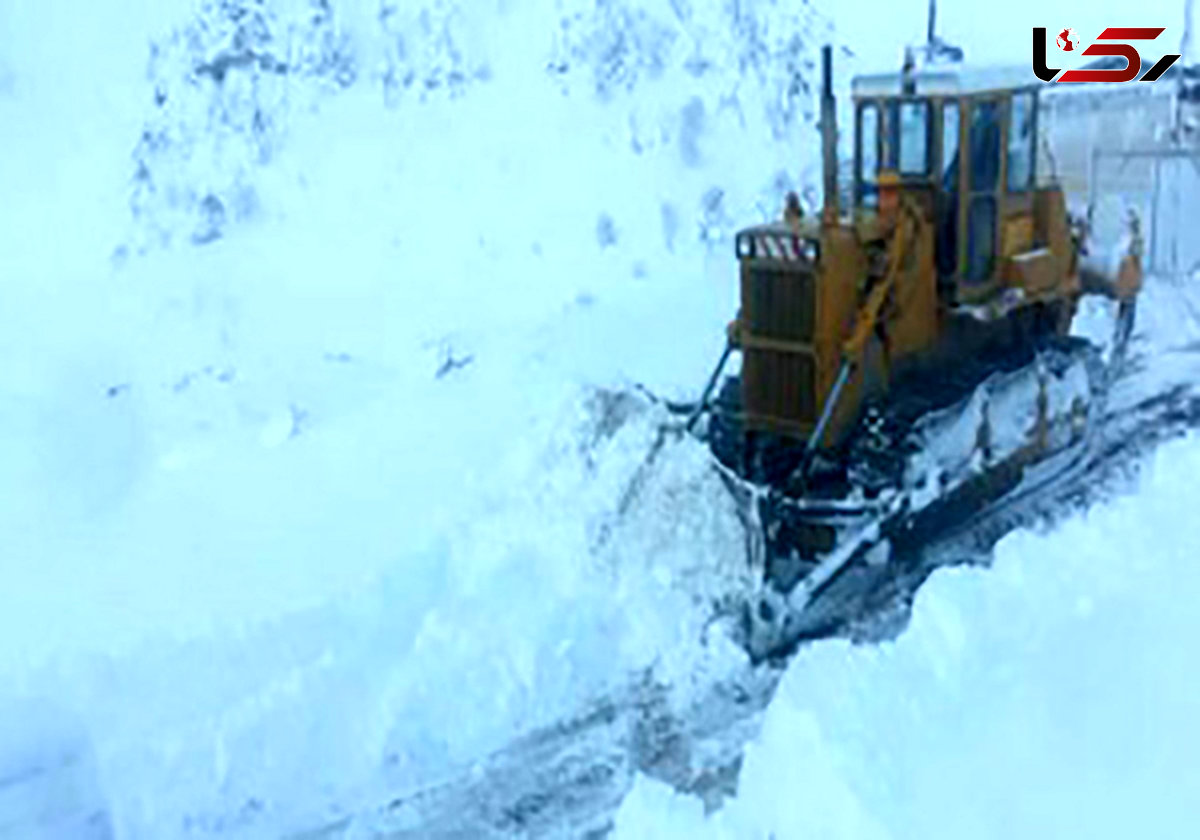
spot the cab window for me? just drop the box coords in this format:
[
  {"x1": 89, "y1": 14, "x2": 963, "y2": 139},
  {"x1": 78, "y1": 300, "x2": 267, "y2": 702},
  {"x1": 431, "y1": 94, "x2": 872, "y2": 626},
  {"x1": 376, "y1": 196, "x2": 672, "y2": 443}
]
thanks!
[
  {"x1": 969, "y1": 100, "x2": 1001, "y2": 190},
  {"x1": 965, "y1": 100, "x2": 1002, "y2": 283},
  {"x1": 897, "y1": 101, "x2": 930, "y2": 175},
  {"x1": 857, "y1": 102, "x2": 880, "y2": 207},
  {"x1": 1007, "y1": 91, "x2": 1035, "y2": 192},
  {"x1": 936, "y1": 100, "x2": 960, "y2": 277},
  {"x1": 967, "y1": 197, "x2": 997, "y2": 281},
  {"x1": 941, "y1": 101, "x2": 959, "y2": 188}
]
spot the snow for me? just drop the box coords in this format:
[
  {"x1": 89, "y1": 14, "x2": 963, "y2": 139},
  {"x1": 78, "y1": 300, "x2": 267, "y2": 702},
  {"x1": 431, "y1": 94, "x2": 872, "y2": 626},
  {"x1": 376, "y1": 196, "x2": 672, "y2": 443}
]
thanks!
[
  {"x1": 3, "y1": 0, "x2": 1200, "y2": 836},
  {"x1": 615, "y1": 429, "x2": 1200, "y2": 840},
  {"x1": 1, "y1": 0, "x2": 816, "y2": 835}
]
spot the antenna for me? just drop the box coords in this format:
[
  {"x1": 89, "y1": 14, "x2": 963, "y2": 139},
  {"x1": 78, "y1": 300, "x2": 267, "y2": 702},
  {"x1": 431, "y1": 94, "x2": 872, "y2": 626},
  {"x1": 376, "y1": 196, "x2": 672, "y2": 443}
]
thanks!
[
  {"x1": 1182, "y1": 0, "x2": 1195, "y2": 65},
  {"x1": 1169, "y1": 0, "x2": 1194, "y2": 137},
  {"x1": 922, "y1": 0, "x2": 964, "y2": 64}
]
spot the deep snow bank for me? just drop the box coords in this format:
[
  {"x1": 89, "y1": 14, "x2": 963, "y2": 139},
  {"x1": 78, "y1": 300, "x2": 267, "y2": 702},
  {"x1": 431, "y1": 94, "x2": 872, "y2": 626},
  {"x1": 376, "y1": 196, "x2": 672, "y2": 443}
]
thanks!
[
  {"x1": 614, "y1": 430, "x2": 1200, "y2": 839},
  {"x1": 2, "y1": 384, "x2": 758, "y2": 837},
  {"x1": 1, "y1": 0, "x2": 833, "y2": 679},
  {"x1": 3, "y1": 0, "x2": 838, "y2": 834},
  {"x1": 0, "y1": 0, "x2": 841, "y2": 666}
]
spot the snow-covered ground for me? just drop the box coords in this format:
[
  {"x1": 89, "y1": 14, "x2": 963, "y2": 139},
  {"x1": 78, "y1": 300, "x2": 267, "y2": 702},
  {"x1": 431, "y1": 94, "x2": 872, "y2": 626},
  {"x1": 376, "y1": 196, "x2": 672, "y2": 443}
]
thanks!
[{"x1": 3, "y1": 0, "x2": 1200, "y2": 837}]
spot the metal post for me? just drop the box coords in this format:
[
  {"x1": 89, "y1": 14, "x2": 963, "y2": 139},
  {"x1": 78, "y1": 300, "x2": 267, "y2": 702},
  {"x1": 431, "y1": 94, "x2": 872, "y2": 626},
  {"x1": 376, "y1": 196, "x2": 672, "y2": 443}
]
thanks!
[
  {"x1": 820, "y1": 45, "x2": 839, "y2": 223},
  {"x1": 804, "y1": 359, "x2": 853, "y2": 460},
  {"x1": 1150, "y1": 154, "x2": 1161, "y2": 275},
  {"x1": 1088, "y1": 146, "x2": 1098, "y2": 215},
  {"x1": 685, "y1": 339, "x2": 734, "y2": 432},
  {"x1": 1183, "y1": 0, "x2": 1196, "y2": 71}
]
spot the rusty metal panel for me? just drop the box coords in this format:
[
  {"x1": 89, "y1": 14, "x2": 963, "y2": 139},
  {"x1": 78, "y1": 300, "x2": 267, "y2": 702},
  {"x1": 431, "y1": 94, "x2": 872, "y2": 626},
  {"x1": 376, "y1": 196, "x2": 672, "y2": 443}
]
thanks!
[
  {"x1": 1004, "y1": 247, "x2": 1057, "y2": 296},
  {"x1": 1001, "y1": 215, "x2": 1033, "y2": 257},
  {"x1": 1032, "y1": 186, "x2": 1072, "y2": 283}
]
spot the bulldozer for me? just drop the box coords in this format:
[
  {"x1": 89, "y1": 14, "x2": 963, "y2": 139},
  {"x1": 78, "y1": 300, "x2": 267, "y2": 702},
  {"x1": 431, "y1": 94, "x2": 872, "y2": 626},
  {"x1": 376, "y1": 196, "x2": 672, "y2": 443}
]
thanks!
[{"x1": 687, "y1": 47, "x2": 1143, "y2": 657}]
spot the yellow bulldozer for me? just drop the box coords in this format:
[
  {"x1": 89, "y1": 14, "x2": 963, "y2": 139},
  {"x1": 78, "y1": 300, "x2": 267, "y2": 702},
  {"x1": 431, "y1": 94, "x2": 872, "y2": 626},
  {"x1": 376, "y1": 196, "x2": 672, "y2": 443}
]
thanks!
[{"x1": 689, "y1": 47, "x2": 1142, "y2": 655}]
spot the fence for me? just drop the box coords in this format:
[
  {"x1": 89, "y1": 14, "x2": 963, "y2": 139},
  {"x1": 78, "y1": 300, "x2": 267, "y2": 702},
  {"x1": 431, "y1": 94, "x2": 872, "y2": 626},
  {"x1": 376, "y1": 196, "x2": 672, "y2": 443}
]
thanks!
[{"x1": 1090, "y1": 146, "x2": 1200, "y2": 278}]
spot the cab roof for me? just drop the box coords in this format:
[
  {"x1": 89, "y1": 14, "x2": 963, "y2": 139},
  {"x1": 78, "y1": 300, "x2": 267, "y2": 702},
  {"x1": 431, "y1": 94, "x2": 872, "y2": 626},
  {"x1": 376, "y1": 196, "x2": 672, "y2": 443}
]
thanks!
[
  {"x1": 852, "y1": 55, "x2": 1186, "y2": 99},
  {"x1": 852, "y1": 63, "x2": 1039, "y2": 98}
]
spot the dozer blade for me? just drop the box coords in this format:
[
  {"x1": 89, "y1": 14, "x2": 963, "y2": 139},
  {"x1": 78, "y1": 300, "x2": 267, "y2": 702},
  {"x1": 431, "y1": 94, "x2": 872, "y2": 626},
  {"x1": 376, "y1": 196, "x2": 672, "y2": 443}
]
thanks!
[{"x1": 731, "y1": 297, "x2": 1143, "y2": 659}]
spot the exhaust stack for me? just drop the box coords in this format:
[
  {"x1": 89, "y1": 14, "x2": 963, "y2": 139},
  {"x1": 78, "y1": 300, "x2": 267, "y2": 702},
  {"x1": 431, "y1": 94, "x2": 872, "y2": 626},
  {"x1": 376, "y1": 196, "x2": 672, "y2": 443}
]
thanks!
[{"x1": 820, "y1": 44, "x2": 839, "y2": 223}]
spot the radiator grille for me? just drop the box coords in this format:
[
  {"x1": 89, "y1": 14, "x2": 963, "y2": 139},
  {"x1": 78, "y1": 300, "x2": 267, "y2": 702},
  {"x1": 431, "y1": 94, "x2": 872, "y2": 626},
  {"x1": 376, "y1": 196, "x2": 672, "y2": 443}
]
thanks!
[{"x1": 743, "y1": 266, "x2": 816, "y2": 344}]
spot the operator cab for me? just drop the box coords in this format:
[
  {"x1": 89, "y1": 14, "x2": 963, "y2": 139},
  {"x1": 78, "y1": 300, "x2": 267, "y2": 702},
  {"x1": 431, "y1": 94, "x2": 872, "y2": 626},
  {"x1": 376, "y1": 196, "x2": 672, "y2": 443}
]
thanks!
[{"x1": 851, "y1": 66, "x2": 1041, "y2": 307}]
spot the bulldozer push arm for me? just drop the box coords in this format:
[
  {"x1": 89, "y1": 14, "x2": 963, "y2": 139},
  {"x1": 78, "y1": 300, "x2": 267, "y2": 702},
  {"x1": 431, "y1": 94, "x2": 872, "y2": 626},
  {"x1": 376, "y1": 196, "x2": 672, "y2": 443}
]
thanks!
[{"x1": 803, "y1": 197, "x2": 920, "y2": 461}]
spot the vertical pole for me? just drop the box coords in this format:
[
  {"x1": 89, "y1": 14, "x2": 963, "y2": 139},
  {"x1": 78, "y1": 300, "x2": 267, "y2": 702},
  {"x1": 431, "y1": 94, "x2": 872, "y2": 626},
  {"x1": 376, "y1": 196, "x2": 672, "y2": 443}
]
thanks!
[
  {"x1": 821, "y1": 45, "x2": 839, "y2": 224},
  {"x1": 1150, "y1": 153, "x2": 1161, "y2": 275},
  {"x1": 1088, "y1": 145, "x2": 1098, "y2": 216},
  {"x1": 1183, "y1": 0, "x2": 1195, "y2": 68},
  {"x1": 686, "y1": 340, "x2": 733, "y2": 432},
  {"x1": 1180, "y1": 0, "x2": 1196, "y2": 138}
]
